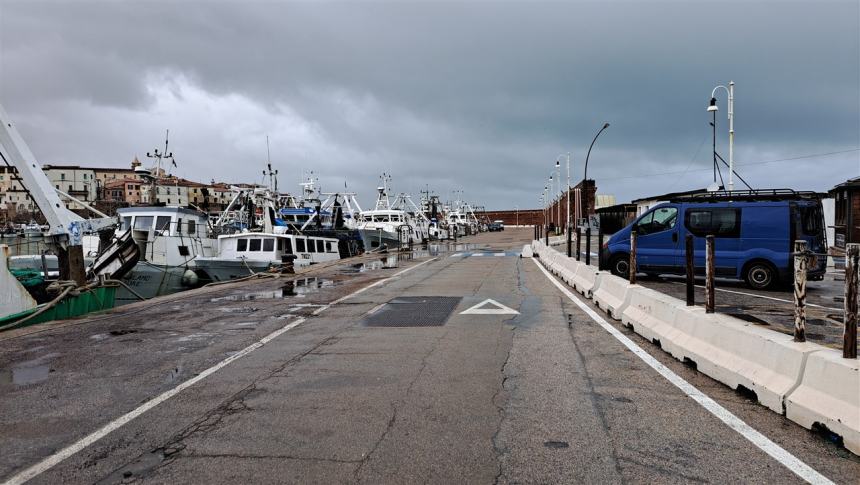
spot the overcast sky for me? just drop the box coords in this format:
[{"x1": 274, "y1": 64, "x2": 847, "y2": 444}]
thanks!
[{"x1": 1, "y1": 0, "x2": 858, "y2": 210}]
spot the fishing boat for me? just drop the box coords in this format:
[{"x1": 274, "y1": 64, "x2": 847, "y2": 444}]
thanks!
[
  {"x1": 112, "y1": 206, "x2": 217, "y2": 305},
  {"x1": 191, "y1": 231, "x2": 340, "y2": 282},
  {"x1": 356, "y1": 175, "x2": 429, "y2": 251}
]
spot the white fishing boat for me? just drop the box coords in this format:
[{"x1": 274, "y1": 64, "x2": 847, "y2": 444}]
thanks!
[
  {"x1": 356, "y1": 175, "x2": 429, "y2": 251},
  {"x1": 113, "y1": 206, "x2": 217, "y2": 305},
  {"x1": 191, "y1": 232, "x2": 340, "y2": 282}
]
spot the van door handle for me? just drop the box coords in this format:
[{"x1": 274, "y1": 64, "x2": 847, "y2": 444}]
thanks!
[{"x1": 672, "y1": 232, "x2": 678, "y2": 243}]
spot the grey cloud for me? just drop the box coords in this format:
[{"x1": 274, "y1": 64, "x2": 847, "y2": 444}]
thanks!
[{"x1": 0, "y1": 0, "x2": 857, "y2": 209}]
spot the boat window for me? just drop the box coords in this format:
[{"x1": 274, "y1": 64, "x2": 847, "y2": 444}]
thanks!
[
  {"x1": 155, "y1": 216, "x2": 171, "y2": 233},
  {"x1": 277, "y1": 239, "x2": 283, "y2": 251},
  {"x1": 134, "y1": 216, "x2": 153, "y2": 231},
  {"x1": 296, "y1": 238, "x2": 306, "y2": 252},
  {"x1": 236, "y1": 238, "x2": 248, "y2": 251},
  {"x1": 307, "y1": 239, "x2": 316, "y2": 252},
  {"x1": 249, "y1": 239, "x2": 262, "y2": 251},
  {"x1": 316, "y1": 240, "x2": 324, "y2": 253},
  {"x1": 175, "y1": 219, "x2": 182, "y2": 234},
  {"x1": 187, "y1": 220, "x2": 196, "y2": 234},
  {"x1": 283, "y1": 238, "x2": 293, "y2": 254},
  {"x1": 326, "y1": 241, "x2": 335, "y2": 252},
  {"x1": 121, "y1": 216, "x2": 132, "y2": 231},
  {"x1": 263, "y1": 238, "x2": 275, "y2": 252}
]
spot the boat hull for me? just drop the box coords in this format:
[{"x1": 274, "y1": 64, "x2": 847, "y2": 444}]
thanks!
[{"x1": 358, "y1": 229, "x2": 404, "y2": 251}]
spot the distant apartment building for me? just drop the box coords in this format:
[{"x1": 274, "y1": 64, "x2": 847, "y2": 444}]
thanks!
[
  {"x1": 103, "y1": 178, "x2": 145, "y2": 204},
  {"x1": 41, "y1": 165, "x2": 98, "y2": 209}
]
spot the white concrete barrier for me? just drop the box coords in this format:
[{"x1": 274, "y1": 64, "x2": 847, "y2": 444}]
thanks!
[
  {"x1": 671, "y1": 308, "x2": 823, "y2": 415},
  {"x1": 786, "y1": 351, "x2": 860, "y2": 454},
  {"x1": 621, "y1": 286, "x2": 692, "y2": 354},
  {"x1": 521, "y1": 244, "x2": 533, "y2": 258},
  {"x1": 591, "y1": 272, "x2": 634, "y2": 320},
  {"x1": 571, "y1": 264, "x2": 600, "y2": 297}
]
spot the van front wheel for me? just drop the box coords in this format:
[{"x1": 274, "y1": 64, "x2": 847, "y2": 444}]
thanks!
[
  {"x1": 609, "y1": 254, "x2": 630, "y2": 279},
  {"x1": 745, "y1": 262, "x2": 777, "y2": 290}
]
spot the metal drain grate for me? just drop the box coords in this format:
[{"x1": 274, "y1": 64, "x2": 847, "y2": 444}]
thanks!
[{"x1": 363, "y1": 296, "x2": 462, "y2": 327}]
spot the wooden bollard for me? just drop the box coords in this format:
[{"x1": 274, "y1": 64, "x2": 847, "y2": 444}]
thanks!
[
  {"x1": 629, "y1": 231, "x2": 637, "y2": 284},
  {"x1": 685, "y1": 234, "x2": 694, "y2": 306},
  {"x1": 576, "y1": 227, "x2": 582, "y2": 262},
  {"x1": 844, "y1": 243, "x2": 858, "y2": 358},
  {"x1": 585, "y1": 227, "x2": 592, "y2": 266},
  {"x1": 793, "y1": 240, "x2": 808, "y2": 342},
  {"x1": 597, "y1": 230, "x2": 604, "y2": 270},
  {"x1": 705, "y1": 235, "x2": 715, "y2": 313},
  {"x1": 567, "y1": 226, "x2": 572, "y2": 258}
]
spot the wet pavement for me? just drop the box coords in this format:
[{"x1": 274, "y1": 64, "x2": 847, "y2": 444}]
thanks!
[{"x1": 1, "y1": 228, "x2": 857, "y2": 484}]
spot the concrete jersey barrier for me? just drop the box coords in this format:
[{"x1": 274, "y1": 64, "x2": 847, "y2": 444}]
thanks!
[
  {"x1": 591, "y1": 272, "x2": 634, "y2": 320},
  {"x1": 786, "y1": 351, "x2": 860, "y2": 454}
]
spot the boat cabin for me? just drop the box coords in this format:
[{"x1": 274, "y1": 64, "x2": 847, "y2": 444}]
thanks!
[{"x1": 217, "y1": 232, "x2": 339, "y2": 266}]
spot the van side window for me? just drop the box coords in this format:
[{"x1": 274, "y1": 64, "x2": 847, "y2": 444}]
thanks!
[
  {"x1": 635, "y1": 207, "x2": 677, "y2": 235},
  {"x1": 684, "y1": 208, "x2": 741, "y2": 238}
]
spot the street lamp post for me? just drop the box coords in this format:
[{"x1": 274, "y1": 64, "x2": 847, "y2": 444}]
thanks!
[
  {"x1": 582, "y1": 122, "x2": 610, "y2": 227},
  {"x1": 548, "y1": 176, "x2": 553, "y2": 228},
  {"x1": 708, "y1": 81, "x2": 734, "y2": 191},
  {"x1": 555, "y1": 160, "x2": 561, "y2": 234},
  {"x1": 556, "y1": 153, "x2": 571, "y2": 234},
  {"x1": 515, "y1": 205, "x2": 519, "y2": 226}
]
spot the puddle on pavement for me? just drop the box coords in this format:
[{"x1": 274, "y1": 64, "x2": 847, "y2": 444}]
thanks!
[
  {"x1": 211, "y1": 278, "x2": 334, "y2": 302},
  {"x1": 2, "y1": 353, "x2": 60, "y2": 386}
]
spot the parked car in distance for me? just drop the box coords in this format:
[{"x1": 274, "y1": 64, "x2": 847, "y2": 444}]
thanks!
[
  {"x1": 600, "y1": 192, "x2": 827, "y2": 290},
  {"x1": 493, "y1": 220, "x2": 505, "y2": 230},
  {"x1": 488, "y1": 221, "x2": 503, "y2": 232}
]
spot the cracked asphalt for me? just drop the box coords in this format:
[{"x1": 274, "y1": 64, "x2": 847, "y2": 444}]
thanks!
[{"x1": 1, "y1": 228, "x2": 858, "y2": 484}]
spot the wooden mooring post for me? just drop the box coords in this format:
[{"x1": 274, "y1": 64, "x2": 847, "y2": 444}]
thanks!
[
  {"x1": 845, "y1": 243, "x2": 858, "y2": 358},
  {"x1": 629, "y1": 231, "x2": 637, "y2": 285},
  {"x1": 597, "y1": 230, "x2": 604, "y2": 270},
  {"x1": 576, "y1": 227, "x2": 582, "y2": 262},
  {"x1": 793, "y1": 240, "x2": 808, "y2": 342},
  {"x1": 705, "y1": 235, "x2": 715, "y2": 313},
  {"x1": 567, "y1": 227, "x2": 572, "y2": 258},
  {"x1": 685, "y1": 234, "x2": 694, "y2": 306},
  {"x1": 585, "y1": 227, "x2": 592, "y2": 266}
]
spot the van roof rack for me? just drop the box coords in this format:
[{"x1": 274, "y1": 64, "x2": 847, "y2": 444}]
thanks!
[{"x1": 668, "y1": 189, "x2": 826, "y2": 202}]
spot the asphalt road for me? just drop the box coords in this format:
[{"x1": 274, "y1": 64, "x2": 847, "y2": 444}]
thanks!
[{"x1": 1, "y1": 228, "x2": 858, "y2": 484}]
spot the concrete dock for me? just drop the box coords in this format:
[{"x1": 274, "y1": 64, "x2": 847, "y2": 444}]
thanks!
[{"x1": 1, "y1": 228, "x2": 858, "y2": 484}]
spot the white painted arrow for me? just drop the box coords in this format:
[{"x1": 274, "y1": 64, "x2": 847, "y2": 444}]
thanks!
[{"x1": 459, "y1": 298, "x2": 519, "y2": 315}]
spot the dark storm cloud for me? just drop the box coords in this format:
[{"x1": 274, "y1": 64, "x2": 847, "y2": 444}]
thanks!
[{"x1": 1, "y1": 0, "x2": 858, "y2": 209}]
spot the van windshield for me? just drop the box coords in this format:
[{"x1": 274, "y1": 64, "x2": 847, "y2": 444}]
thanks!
[{"x1": 636, "y1": 207, "x2": 677, "y2": 235}]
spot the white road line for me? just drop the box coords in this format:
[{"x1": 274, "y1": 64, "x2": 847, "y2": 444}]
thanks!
[
  {"x1": 494, "y1": 252, "x2": 506, "y2": 257},
  {"x1": 450, "y1": 253, "x2": 463, "y2": 258},
  {"x1": 531, "y1": 259, "x2": 834, "y2": 485},
  {"x1": 3, "y1": 256, "x2": 438, "y2": 485},
  {"x1": 668, "y1": 281, "x2": 842, "y2": 312},
  {"x1": 472, "y1": 253, "x2": 484, "y2": 256}
]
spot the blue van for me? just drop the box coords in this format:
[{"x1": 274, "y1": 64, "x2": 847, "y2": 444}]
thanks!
[{"x1": 601, "y1": 194, "x2": 827, "y2": 289}]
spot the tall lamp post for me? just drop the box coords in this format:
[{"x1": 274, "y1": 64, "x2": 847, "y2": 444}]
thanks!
[
  {"x1": 556, "y1": 153, "x2": 571, "y2": 234},
  {"x1": 708, "y1": 81, "x2": 735, "y2": 191},
  {"x1": 555, "y1": 160, "x2": 561, "y2": 234},
  {"x1": 548, "y1": 176, "x2": 553, "y2": 228},
  {"x1": 582, "y1": 122, "x2": 610, "y2": 227}
]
